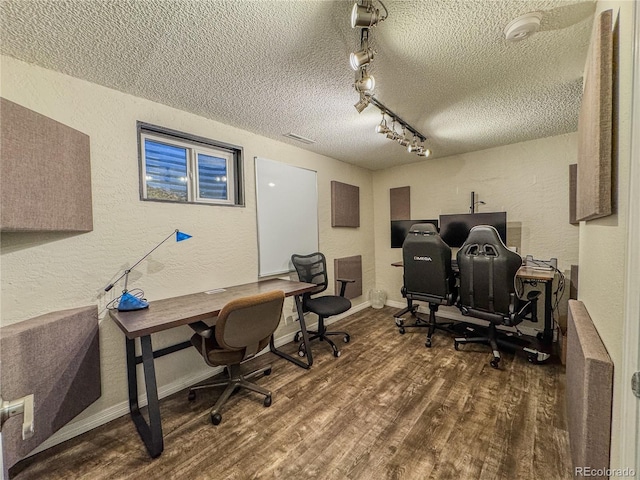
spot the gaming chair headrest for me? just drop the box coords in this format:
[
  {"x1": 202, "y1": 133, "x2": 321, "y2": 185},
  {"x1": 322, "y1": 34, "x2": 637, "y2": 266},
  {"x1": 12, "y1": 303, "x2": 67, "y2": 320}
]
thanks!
[
  {"x1": 408, "y1": 223, "x2": 438, "y2": 235},
  {"x1": 463, "y1": 225, "x2": 506, "y2": 248}
]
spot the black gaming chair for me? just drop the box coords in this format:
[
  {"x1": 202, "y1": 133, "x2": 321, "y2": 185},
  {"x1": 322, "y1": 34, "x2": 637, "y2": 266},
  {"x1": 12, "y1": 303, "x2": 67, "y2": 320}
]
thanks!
[
  {"x1": 394, "y1": 223, "x2": 458, "y2": 348},
  {"x1": 454, "y1": 225, "x2": 539, "y2": 368},
  {"x1": 291, "y1": 252, "x2": 353, "y2": 358}
]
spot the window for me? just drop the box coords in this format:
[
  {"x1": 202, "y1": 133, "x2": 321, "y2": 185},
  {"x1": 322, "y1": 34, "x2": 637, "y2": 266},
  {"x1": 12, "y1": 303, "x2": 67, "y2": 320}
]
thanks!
[{"x1": 138, "y1": 123, "x2": 243, "y2": 206}]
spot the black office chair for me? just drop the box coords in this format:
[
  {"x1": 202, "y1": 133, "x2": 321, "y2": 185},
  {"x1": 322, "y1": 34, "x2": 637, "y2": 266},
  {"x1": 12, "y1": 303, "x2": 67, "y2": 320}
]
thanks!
[
  {"x1": 291, "y1": 252, "x2": 353, "y2": 358},
  {"x1": 454, "y1": 225, "x2": 539, "y2": 368},
  {"x1": 187, "y1": 290, "x2": 285, "y2": 425},
  {"x1": 394, "y1": 223, "x2": 458, "y2": 348}
]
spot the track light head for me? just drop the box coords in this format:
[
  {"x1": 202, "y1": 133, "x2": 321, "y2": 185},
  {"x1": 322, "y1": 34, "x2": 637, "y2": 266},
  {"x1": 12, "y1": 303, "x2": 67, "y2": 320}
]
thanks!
[
  {"x1": 417, "y1": 147, "x2": 432, "y2": 158},
  {"x1": 397, "y1": 127, "x2": 411, "y2": 147},
  {"x1": 386, "y1": 130, "x2": 399, "y2": 140},
  {"x1": 350, "y1": 47, "x2": 374, "y2": 71},
  {"x1": 375, "y1": 113, "x2": 390, "y2": 134},
  {"x1": 407, "y1": 136, "x2": 421, "y2": 152},
  {"x1": 351, "y1": 1, "x2": 387, "y2": 28},
  {"x1": 385, "y1": 119, "x2": 399, "y2": 140},
  {"x1": 354, "y1": 94, "x2": 371, "y2": 113},
  {"x1": 354, "y1": 72, "x2": 375, "y2": 93}
]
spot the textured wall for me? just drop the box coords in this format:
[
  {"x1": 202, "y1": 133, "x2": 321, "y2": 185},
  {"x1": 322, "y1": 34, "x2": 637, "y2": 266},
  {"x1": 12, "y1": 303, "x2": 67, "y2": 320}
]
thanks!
[
  {"x1": 372, "y1": 133, "x2": 580, "y2": 309},
  {"x1": 578, "y1": 0, "x2": 635, "y2": 469},
  {"x1": 0, "y1": 56, "x2": 374, "y2": 431}
]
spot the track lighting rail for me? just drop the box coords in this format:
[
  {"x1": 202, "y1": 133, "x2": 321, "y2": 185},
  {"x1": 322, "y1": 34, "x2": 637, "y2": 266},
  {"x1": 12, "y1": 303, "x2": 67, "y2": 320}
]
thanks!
[{"x1": 368, "y1": 96, "x2": 427, "y2": 142}]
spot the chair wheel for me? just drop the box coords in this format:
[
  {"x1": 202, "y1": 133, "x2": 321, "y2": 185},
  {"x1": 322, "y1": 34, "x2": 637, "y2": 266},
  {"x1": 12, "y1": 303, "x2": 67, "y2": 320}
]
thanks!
[
  {"x1": 188, "y1": 390, "x2": 196, "y2": 401},
  {"x1": 454, "y1": 341, "x2": 459, "y2": 350},
  {"x1": 528, "y1": 355, "x2": 539, "y2": 364},
  {"x1": 398, "y1": 327, "x2": 406, "y2": 335},
  {"x1": 490, "y1": 359, "x2": 500, "y2": 369},
  {"x1": 294, "y1": 332, "x2": 301, "y2": 342},
  {"x1": 211, "y1": 413, "x2": 222, "y2": 425},
  {"x1": 343, "y1": 334, "x2": 350, "y2": 343},
  {"x1": 395, "y1": 318, "x2": 404, "y2": 327},
  {"x1": 298, "y1": 349, "x2": 306, "y2": 357},
  {"x1": 425, "y1": 339, "x2": 432, "y2": 348},
  {"x1": 333, "y1": 349, "x2": 341, "y2": 358},
  {"x1": 264, "y1": 395, "x2": 272, "y2": 407},
  {"x1": 264, "y1": 368, "x2": 272, "y2": 376}
]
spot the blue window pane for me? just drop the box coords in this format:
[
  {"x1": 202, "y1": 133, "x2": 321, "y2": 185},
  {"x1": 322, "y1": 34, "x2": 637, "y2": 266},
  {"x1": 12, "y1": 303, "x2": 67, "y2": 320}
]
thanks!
[
  {"x1": 145, "y1": 140, "x2": 188, "y2": 201},
  {"x1": 198, "y1": 153, "x2": 228, "y2": 200}
]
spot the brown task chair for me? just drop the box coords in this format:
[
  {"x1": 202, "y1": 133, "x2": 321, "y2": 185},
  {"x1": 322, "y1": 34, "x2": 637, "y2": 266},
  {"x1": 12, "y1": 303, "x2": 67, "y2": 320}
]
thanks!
[{"x1": 187, "y1": 290, "x2": 285, "y2": 425}]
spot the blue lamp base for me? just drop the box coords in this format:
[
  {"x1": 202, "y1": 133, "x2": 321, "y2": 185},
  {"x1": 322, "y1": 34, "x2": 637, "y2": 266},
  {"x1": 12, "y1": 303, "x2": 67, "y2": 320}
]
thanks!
[{"x1": 118, "y1": 291, "x2": 149, "y2": 311}]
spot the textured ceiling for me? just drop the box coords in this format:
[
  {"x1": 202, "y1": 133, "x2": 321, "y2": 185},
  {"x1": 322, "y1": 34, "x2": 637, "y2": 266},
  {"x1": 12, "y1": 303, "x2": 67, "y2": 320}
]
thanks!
[{"x1": 0, "y1": 0, "x2": 595, "y2": 170}]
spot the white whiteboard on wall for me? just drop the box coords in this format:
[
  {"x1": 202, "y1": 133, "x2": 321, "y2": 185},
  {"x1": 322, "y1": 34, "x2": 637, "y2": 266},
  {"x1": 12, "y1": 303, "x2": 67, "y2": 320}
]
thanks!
[{"x1": 255, "y1": 157, "x2": 318, "y2": 277}]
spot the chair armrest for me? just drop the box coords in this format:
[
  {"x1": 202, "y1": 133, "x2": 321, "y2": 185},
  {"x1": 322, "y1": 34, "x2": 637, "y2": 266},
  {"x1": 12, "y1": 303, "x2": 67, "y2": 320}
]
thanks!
[
  {"x1": 336, "y1": 278, "x2": 355, "y2": 297},
  {"x1": 188, "y1": 321, "x2": 214, "y2": 339}
]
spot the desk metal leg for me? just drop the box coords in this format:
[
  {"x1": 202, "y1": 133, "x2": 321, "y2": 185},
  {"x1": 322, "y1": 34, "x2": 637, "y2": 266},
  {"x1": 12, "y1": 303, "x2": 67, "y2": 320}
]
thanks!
[
  {"x1": 270, "y1": 294, "x2": 313, "y2": 369},
  {"x1": 126, "y1": 336, "x2": 163, "y2": 458},
  {"x1": 541, "y1": 280, "x2": 554, "y2": 345}
]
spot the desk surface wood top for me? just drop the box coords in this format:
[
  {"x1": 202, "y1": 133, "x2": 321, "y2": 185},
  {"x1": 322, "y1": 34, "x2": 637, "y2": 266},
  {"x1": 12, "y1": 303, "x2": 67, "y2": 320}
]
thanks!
[
  {"x1": 516, "y1": 266, "x2": 556, "y2": 281},
  {"x1": 109, "y1": 278, "x2": 315, "y2": 339}
]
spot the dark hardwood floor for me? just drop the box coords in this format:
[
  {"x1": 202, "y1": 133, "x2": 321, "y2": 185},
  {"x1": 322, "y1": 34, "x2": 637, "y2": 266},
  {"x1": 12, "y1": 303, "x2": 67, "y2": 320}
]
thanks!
[{"x1": 10, "y1": 306, "x2": 571, "y2": 480}]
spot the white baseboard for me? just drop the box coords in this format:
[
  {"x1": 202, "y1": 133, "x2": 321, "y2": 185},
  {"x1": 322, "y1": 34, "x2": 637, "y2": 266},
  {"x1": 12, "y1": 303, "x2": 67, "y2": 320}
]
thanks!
[{"x1": 28, "y1": 300, "x2": 372, "y2": 457}]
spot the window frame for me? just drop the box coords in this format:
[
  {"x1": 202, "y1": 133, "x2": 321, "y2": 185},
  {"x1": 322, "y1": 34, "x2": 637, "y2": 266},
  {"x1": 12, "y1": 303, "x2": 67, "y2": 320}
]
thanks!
[
  {"x1": 192, "y1": 146, "x2": 235, "y2": 204},
  {"x1": 137, "y1": 122, "x2": 244, "y2": 207}
]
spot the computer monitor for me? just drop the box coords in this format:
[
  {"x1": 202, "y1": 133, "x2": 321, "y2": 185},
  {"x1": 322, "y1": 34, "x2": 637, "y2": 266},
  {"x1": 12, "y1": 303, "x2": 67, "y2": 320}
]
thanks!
[
  {"x1": 438, "y1": 212, "x2": 507, "y2": 248},
  {"x1": 390, "y1": 219, "x2": 439, "y2": 248}
]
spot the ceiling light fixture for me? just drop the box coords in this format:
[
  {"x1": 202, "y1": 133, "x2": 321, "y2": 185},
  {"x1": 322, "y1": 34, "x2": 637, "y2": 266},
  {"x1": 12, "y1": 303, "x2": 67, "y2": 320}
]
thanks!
[
  {"x1": 375, "y1": 113, "x2": 390, "y2": 134},
  {"x1": 407, "y1": 135, "x2": 421, "y2": 152},
  {"x1": 354, "y1": 93, "x2": 371, "y2": 113},
  {"x1": 371, "y1": 97, "x2": 430, "y2": 157},
  {"x1": 354, "y1": 68, "x2": 375, "y2": 93},
  {"x1": 350, "y1": 47, "x2": 374, "y2": 71},
  {"x1": 348, "y1": 2, "x2": 433, "y2": 158},
  {"x1": 350, "y1": 23, "x2": 374, "y2": 72},
  {"x1": 385, "y1": 119, "x2": 398, "y2": 140},
  {"x1": 417, "y1": 144, "x2": 432, "y2": 157},
  {"x1": 351, "y1": 0, "x2": 388, "y2": 29},
  {"x1": 397, "y1": 127, "x2": 411, "y2": 147}
]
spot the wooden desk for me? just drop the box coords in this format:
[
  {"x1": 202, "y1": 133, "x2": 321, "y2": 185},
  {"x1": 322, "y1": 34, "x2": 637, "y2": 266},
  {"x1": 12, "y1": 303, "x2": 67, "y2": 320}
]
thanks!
[
  {"x1": 516, "y1": 266, "x2": 556, "y2": 345},
  {"x1": 109, "y1": 278, "x2": 316, "y2": 458}
]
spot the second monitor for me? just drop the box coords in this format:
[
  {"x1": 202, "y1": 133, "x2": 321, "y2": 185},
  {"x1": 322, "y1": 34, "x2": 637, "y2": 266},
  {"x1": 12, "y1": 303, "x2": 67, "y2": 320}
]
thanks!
[{"x1": 439, "y1": 212, "x2": 507, "y2": 248}]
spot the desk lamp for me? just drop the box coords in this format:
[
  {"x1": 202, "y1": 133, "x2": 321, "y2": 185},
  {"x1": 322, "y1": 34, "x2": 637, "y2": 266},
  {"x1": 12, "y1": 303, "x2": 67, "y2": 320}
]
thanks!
[{"x1": 104, "y1": 229, "x2": 192, "y2": 311}]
